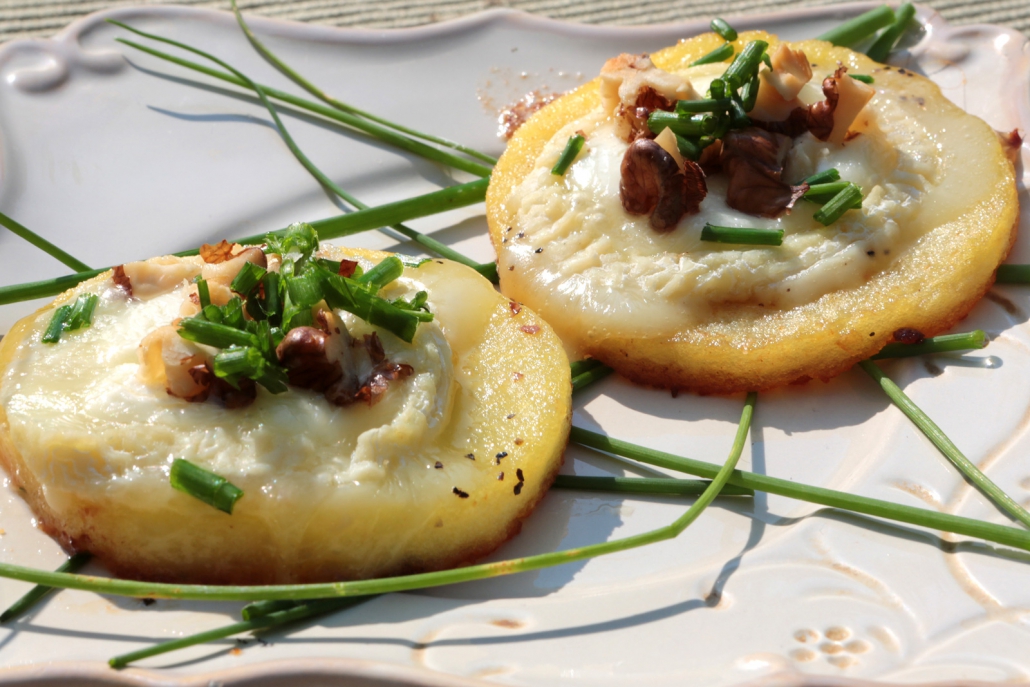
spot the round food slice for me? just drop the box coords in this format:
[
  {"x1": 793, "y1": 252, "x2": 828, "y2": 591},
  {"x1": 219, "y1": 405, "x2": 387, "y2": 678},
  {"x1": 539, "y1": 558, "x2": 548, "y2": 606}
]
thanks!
[
  {"x1": 0, "y1": 241, "x2": 571, "y2": 584},
  {"x1": 487, "y1": 31, "x2": 1019, "y2": 394}
]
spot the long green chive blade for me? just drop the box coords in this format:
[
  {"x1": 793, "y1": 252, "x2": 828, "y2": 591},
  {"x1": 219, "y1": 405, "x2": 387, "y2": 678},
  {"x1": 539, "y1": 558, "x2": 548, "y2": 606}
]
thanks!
[
  {"x1": 812, "y1": 183, "x2": 863, "y2": 225},
  {"x1": 169, "y1": 459, "x2": 244, "y2": 515},
  {"x1": 109, "y1": 596, "x2": 370, "y2": 668},
  {"x1": 0, "y1": 210, "x2": 92, "y2": 273},
  {"x1": 570, "y1": 426, "x2": 1030, "y2": 552},
  {"x1": 0, "y1": 397, "x2": 756, "y2": 603},
  {"x1": 858, "y1": 360, "x2": 1030, "y2": 529},
  {"x1": 229, "y1": 0, "x2": 496, "y2": 166},
  {"x1": 553, "y1": 475, "x2": 753, "y2": 497},
  {"x1": 65, "y1": 294, "x2": 99, "y2": 331},
  {"x1": 569, "y1": 358, "x2": 604, "y2": 378},
  {"x1": 320, "y1": 271, "x2": 421, "y2": 343},
  {"x1": 995, "y1": 265, "x2": 1030, "y2": 284},
  {"x1": 551, "y1": 133, "x2": 586, "y2": 176},
  {"x1": 817, "y1": 5, "x2": 896, "y2": 48},
  {"x1": 0, "y1": 268, "x2": 106, "y2": 307},
  {"x1": 710, "y1": 18, "x2": 738, "y2": 42},
  {"x1": 866, "y1": 3, "x2": 917, "y2": 62},
  {"x1": 241, "y1": 598, "x2": 299, "y2": 621},
  {"x1": 701, "y1": 224, "x2": 783, "y2": 246},
  {"x1": 676, "y1": 98, "x2": 731, "y2": 114},
  {"x1": 722, "y1": 40, "x2": 768, "y2": 90},
  {"x1": 357, "y1": 256, "x2": 405, "y2": 290},
  {"x1": 873, "y1": 330, "x2": 987, "y2": 360},
  {"x1": 803, "y1": 168, "x2": 841, "y2": 186},
  {"x1": 850, "y1": 74, "x2": 875, "y2": 84},
  {"x1": 109, "y1": 23, "x2": 496, "y2": 282},
  {"x1": 112, "y1": 37, "x2": 493, "y2": 178},
  {"x1": 178, "y1": 318, "x2": 257, "y2": 349},
  {"x1": 41, "y1": 305, "x2": 72, "y2": 344},
  {"x1": 691, "y1": 42, "x2": 734, "y2": 67},
  {"x1": 0, "y1": 552, "x2": 91, "y2": 623},
  {"x1": 572, "y1": 363, "x2": 614, "y2": 392}
]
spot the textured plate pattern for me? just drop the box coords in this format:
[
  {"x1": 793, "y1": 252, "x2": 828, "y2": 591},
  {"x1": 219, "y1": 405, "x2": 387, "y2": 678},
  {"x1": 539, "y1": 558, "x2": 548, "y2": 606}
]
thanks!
[{"x1": 0, "y1": 3, "x2": 1028, "y2": 686}]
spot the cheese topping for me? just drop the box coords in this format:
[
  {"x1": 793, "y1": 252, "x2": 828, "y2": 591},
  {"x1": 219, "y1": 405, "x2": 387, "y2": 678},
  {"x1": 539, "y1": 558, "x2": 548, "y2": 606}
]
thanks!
[
  {"x1": 499, "y1": 62, "x2": 947, "y2": 340},
  {"x1": 0, "y1": 261, "x2": 456, "y2": 499}
]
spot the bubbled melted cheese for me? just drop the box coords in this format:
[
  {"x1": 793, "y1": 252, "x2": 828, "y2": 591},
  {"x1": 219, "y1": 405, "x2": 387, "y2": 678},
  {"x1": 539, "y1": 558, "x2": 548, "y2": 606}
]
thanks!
[
  {"x1": 500, "y1": 64, "x2": 947, "y2": 341},
  {"x1": 0, "y1": 267, "x2": 456, "y2": 501}
]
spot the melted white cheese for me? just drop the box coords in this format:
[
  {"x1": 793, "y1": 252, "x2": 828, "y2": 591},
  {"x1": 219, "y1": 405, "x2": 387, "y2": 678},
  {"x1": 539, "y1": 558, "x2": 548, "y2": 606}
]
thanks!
[
  {"x1": 501, "y1": 64, "x2": 943, "y2": 339},
  {"x1": 0, "y1": 268, "x2": 456, "y2": 499}
]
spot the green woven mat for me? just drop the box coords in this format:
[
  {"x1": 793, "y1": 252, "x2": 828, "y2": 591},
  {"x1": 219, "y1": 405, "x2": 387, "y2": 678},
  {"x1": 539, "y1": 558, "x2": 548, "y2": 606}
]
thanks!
[{"x1": 1, "y1": 0, "x2": 1027, "y2": 43}]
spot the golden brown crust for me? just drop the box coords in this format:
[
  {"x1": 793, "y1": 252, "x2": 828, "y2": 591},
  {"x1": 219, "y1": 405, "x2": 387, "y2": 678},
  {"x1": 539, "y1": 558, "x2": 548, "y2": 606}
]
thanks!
[{"x1": 486, "y1": 32, "x2": 1020, "y2": 395}]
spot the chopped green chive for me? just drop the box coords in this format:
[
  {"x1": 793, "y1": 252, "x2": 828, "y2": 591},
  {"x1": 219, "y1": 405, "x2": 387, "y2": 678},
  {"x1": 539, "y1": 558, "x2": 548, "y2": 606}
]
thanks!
[
  {"x1": 169, "y1": 459, "x2": 244, "y2": 515},
  {"x1": 320, "y1": 269, "x2": 422, "y2": 343},
  {"x1": 728, "y1": 98, "x2": 751, "y2": 129},
  {"x1": 0, "y1": 552, "x2": 92, "y2": 623},
  {"x1": 866, "y1": 2, "x2": 917, "y2": 62},
  {"x1": 65, "y1": 294, "x2": 99, "y2": 331},
  {"x1": 740, "y1": 73, "x2": 760, "y2": 112},
  {"x1": 872, "y1": 330, "x2": 987, "y2": 360},
  {"x1": 722, "y1": 40, "x2": 768, "y2": 90},
  {"x1": 708, "y1": 78, "x2": 726, "y2": 100},
  {"x1": 178, "y1": 318, "x2": 256, "y2": 349},
  {"x1": 648, "y1": 112, "x2": 717, "y2": 138},
  {"x1": 285, "y1": 272, "x2": 325, "y2": 309},
  {"x1": 553, "y1": 475, "x2": 753, "y2": 497},
  {"x1": 859, "y1": 360, "x2": 1030, "y2": 529},
  {"x1": 813, "y1": 183, "x2": 863, "y2": 225},
  {"x1": 572, "y1": 363, "x2": 614, "y2": 392},
  {"x1": 675, "y1": 134, "x2": 703, "y2": 161},
  {"x1": 357, "y1": 256, "x2": 405, "y2": 290},
  {"x1": 675, "y1": 98, "x2": 732, "y2": 114},
  {"x1": 230, "y1": 261, "x2": 267, "y2": 295},
  {"x1": 817, "y1": 5, "x2": 896, "y2": 48},
  {"x1": 802, "y1": 168, "x2": 841, "y2": 186},
  {"x1": 197, "y1": 279, "x2": 211, "y2": 309},
  {"x1": 551, "y1": 133, "x2": 586, "y2": 176},
  {"x1": 710, "y1": 18, "x2": 738, "y2": 42},
  {"x1": 850, "y1": 74, "x2": 875, "y2": 84},
  {"x1": 805, "y1": 181, "x2": 863, "y2": 207},
  {"x1": 996, "y1": 265, "x2": 1030, "y2": 284},
  {"x1": 701, "y1": 224, "x2": 784, "y2": 246},
  {"x1": 691, "y1": 43, "x2": 734, "y2": 67},
  {"x1": 41, "y1": 305, "x2": 72, "y2": 344},
  {"x1": 569, "y1": 358, "x2": 604, "y2": 378}
]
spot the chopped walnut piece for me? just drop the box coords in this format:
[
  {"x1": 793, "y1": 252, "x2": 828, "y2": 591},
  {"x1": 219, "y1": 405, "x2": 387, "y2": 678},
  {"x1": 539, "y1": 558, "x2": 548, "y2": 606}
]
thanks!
[
  {"x1": 200, "y1": 240, "x2": 235, "y2": 264},
  {"x1": 202, "y1": 247, "x2": 267, "y2": 288},
  {"x1": 766, "y1": 45, "x2": 813, "y2": 101},
  {"x1": 720, "y1": 128, "x2": 808, "y2": 218},
  {"x1": 213, "y1": 376, "x2": 257, "y2": 409},
  {"x1": 121, "y1": 256, "x2": 202, "y2": 300},
  {"x1": 275, "y1": 326, "x2": 343, "y2": 392},
  {"x1": 620, "y1": 138, "x2": 707, "y2": 232},
  {"x1": 112, "y1": 265, "x2": 133, "y2": 296},
  {"x1": 363, "y1": 332, "x2": 386, "y2": 364},
  {"x1": 355, "y1": 362, "x2": 415, "y2": 407},
  {"x1": 138, "y1": 325, "x2": 211, "y2": 401},
  {"x1": 752, "y1": 67, "x2": 873, "y2": 145}
]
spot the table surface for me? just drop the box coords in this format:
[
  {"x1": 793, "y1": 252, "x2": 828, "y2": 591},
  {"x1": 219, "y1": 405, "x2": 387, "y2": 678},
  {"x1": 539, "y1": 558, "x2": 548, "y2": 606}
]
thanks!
[{"x1": 0, "y1": 0, "x2": 1027, "y2": 43}]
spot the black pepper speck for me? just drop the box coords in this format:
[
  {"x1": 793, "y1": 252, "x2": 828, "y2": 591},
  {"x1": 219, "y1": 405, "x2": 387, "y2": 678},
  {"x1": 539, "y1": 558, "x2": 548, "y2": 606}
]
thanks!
[
  {"x1": 465, "y1": 453, "x2": 475, "y2": 461},
  {"x1": 534, "y1": 248, "x2": 543, "y2": 254},
  {"x1": 453, "y1": 487, "x2": 469, "y2": 498},
  {"x1": 514, "y1": 482, "x2": 523, "y2": 495},
  {"x1": 435, "y1": 461, "x2": 443, "y2": 469},
  {"x1": 496, "y1": 451, "x2": 508, "y2": 459},
  {"x1": 498, "y1": 472, "x2": 504, "y2": 480}
]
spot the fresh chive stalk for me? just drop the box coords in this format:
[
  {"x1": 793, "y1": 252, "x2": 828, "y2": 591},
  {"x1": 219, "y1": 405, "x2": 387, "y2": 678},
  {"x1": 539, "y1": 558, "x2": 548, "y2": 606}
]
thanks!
[
  {"x1": 241, "y1": 599, "x2": 301, "y2": 621},
  {"x1": 569, "y1": 358, "x2": 604, "y2": 378},
  {"x1": 357, "y1": 256, "x2": 405, "y2": 290},
  {"x1": 676, "y1": 98, "x2": 731, "y2": 114},
  {"x1": 0, "y1": 396, "x2": 757, "y2": 602},
  {"x1": 108, "y1": 22, "x2": 497, "y2": 282},
  {"x1": 0, "y1": 553, "x2": 92, "y2": 623},
  {"x1": 65, "y1": 294, "x2": 99, "y2": 330},
  {"x1": 850, "y1": 74, "x2": 875, "y2": 84},
  {"x1": 551, "y1": 133, "x2": 586, "y2": 176},
  {"x1": 572, "y1": 363, "x2": 614, "y2": 391},
  {"x1": 740, "y1": 73, "x2": 760, "y2": 112},
  {"x1": 0, "y1": 210, "x2": 92, "y2": 273},
  {"x1": 41, "y1": 305, "x2": 72, "y2": 344},
  {"x1": 676, "y1": 134, "x2": 703, "y2": 161},
  {"x1": 112, "y1": 38, "x2": 493, "y2": 178},
  {"x1": 0, "y1": 179, "x2": 490, "y2": 307},
  {"x1": 805, "y1": 181, "x2": 863, "y2": 207},
  {"x1": 553, "y1": 475, "x2": 753, "y2": 497},
  {"x1": 994, "y1": 265, "x2": 1030, "y2": 284},
  {"x1": 722, "y1": 40, "x2": 768, "y2": 90},
  {"x1": 169, "y1": 459, "x2": 244, "y2": 515},
  {"x1": 817, "y1": 5, "x2": 896, "y2": 48},
  {"x1": 872, "y1": 330, "x2": 986, "y2": 360},
  {"x1": 229, "y1": 0, "x2": 496, "y2": 166},
  {"x1": 569, "y1": 426, "x2": 1030, "y2": 551},
  {"x1": 866, "y1": 3, "x2": 917, "y2": 62},
  {"x1": 701, "y1": 224, "x2": 784, "y2": 246},
  {"x1": 109, "y1": 596, "x2": 371, "y2": 668},
  {"x1": 813, "y1": 183, "x2": 863, "y2": 225},
  {"x1": 710, "y1": 18, "x2": 738, "y2": 42},
  {"x1": 691, "y1": 43, "x2": 734, "y2": 67},
  {"x1": 859, "y1": 360, "x2": 1030, "y2": 529},
  {"x1": 708, "y1": 79, "x2": 726, "y2": 100},
  {"x1": 648, "y1": 112, "x2": 716, "y2": 138},
  {"x1": 802, "y1": 168, "x2": 841, "y2": 186},
  {"x1": 230, "y1": 261, "x2": 267, "y2": 295},
  {"x1": 728, "y1": 99, "x2": 750, "y2": 129},
  {"x1": 197, "y1": 279, "x2": 211, "y2": 309},
  {"x1": 178, "y1": 319, "x2": 256, "y2": 349}
]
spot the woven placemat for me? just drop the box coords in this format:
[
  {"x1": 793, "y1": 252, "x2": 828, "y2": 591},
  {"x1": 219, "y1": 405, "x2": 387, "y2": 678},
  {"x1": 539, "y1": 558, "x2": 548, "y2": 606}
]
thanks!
[{"x1": 1, "y1": 0, "x2": 1028, "y2": 43}]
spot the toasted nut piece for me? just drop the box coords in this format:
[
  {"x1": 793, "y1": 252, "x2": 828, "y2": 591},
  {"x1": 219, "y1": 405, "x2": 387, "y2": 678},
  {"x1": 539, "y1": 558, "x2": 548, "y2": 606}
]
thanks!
[
  {"x1": 121, "y1": 257, "x2": 202, "y2": 300},
  {"x1": 276, "y1": 326, "x2": 343, "y2": 392},
  {"x1": 765, "y1": 44, "x2": 813, "y2": 101},
  {"x1": 827, "y1": 71, "x2": 875, "y2": 144}
]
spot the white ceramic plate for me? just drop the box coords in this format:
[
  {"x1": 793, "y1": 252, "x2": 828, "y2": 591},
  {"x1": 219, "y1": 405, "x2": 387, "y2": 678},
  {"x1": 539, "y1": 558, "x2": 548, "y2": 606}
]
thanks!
[{"x1": 0, "y1": 3, "x2": 1028, "y2": 686}]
